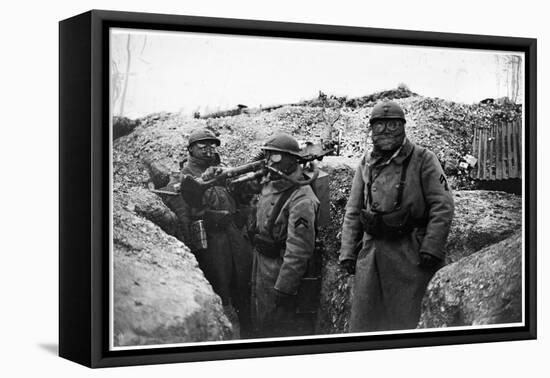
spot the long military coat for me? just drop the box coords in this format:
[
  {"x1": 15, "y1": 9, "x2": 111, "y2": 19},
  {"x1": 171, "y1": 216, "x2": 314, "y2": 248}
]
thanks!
[
  {"x1": 251, "y1": 168, "x2": 319, "y2": 337},
  {"x1": 163, "y1": 156, "x2": 253, "y2": 322},
  {"x1": 340, "y1": 138, "x2": 454, "y2": 332}
]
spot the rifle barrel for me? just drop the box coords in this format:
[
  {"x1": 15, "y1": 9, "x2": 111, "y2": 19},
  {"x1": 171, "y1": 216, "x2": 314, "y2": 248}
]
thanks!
[
  {"x1": 225, "y1": 160, "x2": 265, "y2": 177},
  {"x1": 201, "y1": 160, "x2": 265, "y2": 185}
]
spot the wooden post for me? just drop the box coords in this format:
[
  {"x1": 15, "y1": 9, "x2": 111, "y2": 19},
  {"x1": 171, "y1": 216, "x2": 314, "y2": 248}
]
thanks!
[
  {"x1": 492, "y1": 126, "x2": 493, "y2": 180},
  {"x1": 503, "y1": 122, "x2": 508, "y2": 178},
  {"x1": 487, "y1": 125, "x2": 495, "y2": 180},
  {"x1": 483, "y1": 128, "x2": 489, "y2": 180},
  {"x1": 512, "y1": 121, "x2": 518, "y2": 178},
  {"x1": 501, "y1": 121, "x2": 508, "y2": 179},
  {"x1": 472, "y1": 126, "x2": 478, "y2": 178},
  {"x1": 496, "y1": 122, "x2": 502, "y2": 180},
  {"x1": 480, "y1": 127, "x2": 485, "y2": 180},
  {"x1": 491, "y1": 124, "x2": 497, "y2": 180},
  {"x1": 509, "y1": 121, "x2": 516, "y2": 178},
  {"x1": 506, "y1": 122, "x2": 515, "y2": 178},
  {"x1": 479, "y1": 127, "x2": 483, "y2": 180},
  {"x1": 513, "y1": 121, "x2": 520, "y2": 178},
  {"x1": 479, "y1": 126, "x2": 484, "y2": 179}
]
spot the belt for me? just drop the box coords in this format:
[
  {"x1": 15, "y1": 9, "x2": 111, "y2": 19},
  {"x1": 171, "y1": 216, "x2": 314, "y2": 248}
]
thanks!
[{"x1": 254, "y1": 234, "x2": 284, "y2": 258}]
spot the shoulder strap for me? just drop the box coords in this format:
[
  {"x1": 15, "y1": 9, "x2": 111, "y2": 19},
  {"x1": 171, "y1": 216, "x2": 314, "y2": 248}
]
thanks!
[
  {"x1": 394, "y1": 146, "x2": 414, "y2": 210},
  {"x1": 267, "y1": 185, "x2": 298, "y2": 239},
  {"x1": 367, "y1": 146, "x2": 415, "y2": 212}
]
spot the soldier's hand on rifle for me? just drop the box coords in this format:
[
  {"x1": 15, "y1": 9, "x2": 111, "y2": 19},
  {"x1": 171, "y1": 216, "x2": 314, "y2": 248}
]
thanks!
[
  {"x1": 419, "y1": 252, "x2": 442, "y2": 269},
  {"x1": 201, "y1": 166, "x2": 225, "y2": 181},
  {"x1": 340, "y1": 259, "x2": 356, "y2": 275}
]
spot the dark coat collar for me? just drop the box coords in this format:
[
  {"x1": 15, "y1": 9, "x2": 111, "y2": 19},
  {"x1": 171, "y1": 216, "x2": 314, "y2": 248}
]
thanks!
[
  {"x1": 367, "y1": 138, "x2": 414, "y2": 167},
  {"x1": 182, "y1": 156, "x2": 209, "y2": 177}
]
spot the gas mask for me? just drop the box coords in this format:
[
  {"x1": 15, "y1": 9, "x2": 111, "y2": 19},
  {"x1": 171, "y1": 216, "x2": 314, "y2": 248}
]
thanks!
[
  {"x1": 189, "y1": 141, "x2": 219, "y2": 168},
  {"x1": 370, "y1": 119, "x2": 406, "y2": 153},
  {"x1": 265, "y1": 151, "x2": 297, "y2": 178}
]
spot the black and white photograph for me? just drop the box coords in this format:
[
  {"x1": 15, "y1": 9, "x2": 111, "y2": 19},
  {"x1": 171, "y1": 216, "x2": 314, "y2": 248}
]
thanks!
[
  {"x1": 4, "y1": 0, "x2": 548, "y2": 375},
  {"x1": 109, "y1": 26, "x2": 527, "y2": 349}
]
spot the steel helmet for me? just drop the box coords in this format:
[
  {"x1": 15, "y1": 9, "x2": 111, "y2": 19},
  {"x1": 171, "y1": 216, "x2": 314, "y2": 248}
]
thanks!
[
  {"x1": 369, "y1": 100, "x2": 406, "y2": 124},
  {"x1": 261, "y1": 133, "x2": 302, "y2": 157},
  {"x1": 187, "y1": 128, "x2": 221, "y2": 148}
]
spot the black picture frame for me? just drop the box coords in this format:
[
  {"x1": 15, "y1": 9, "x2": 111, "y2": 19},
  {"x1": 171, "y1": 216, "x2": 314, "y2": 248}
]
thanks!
[{"x1": 59, "y1": 9, "x2": 537, "y2": 368}]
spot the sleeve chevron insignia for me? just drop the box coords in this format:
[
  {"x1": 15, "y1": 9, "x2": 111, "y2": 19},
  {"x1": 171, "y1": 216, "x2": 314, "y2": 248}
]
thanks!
[{"x1": 294, "y1": 217, "x2": 309, "y2": 229}]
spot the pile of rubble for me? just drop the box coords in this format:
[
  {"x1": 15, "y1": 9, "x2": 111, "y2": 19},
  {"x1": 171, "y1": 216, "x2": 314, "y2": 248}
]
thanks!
[
  {"x1": 115, "y1": 87, "x2": 522, "y2": 191},
  {"x1": 177, "y1": 89, "x2": 520, "y2": 190},
  {"x1": 297, "y1": 86, "x2": 418, "y2": 108}
]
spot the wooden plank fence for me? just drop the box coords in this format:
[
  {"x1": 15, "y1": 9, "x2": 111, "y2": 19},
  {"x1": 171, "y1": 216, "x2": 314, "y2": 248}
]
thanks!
[{"x1": 472, "y1": 119, "x2": 522, "y2": 180}]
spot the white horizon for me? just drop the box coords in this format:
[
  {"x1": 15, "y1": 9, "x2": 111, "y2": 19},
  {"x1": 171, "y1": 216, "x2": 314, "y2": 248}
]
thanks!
[{"x1": 111, "y1": 29, "x2": 524, "y2": 119}]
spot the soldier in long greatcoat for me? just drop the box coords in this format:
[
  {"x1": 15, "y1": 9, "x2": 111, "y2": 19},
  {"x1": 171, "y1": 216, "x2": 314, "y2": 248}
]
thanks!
[
  {"x1": 250, "y1": 133, "x2": 320, "y2": 338},
  {"x1": 339, "y1": 100, "x2": 454, "y2": 332}
]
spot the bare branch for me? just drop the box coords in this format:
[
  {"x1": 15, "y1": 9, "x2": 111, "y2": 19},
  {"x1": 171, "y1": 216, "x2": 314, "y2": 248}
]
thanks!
[{"x1": 119, "y1": 34, "x2": 132, "y2": 117}]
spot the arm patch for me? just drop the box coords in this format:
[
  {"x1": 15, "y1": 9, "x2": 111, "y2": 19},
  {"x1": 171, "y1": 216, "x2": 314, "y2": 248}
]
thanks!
[{"x1": 294, "y1": 217, "x2": 309, "y2": 229}]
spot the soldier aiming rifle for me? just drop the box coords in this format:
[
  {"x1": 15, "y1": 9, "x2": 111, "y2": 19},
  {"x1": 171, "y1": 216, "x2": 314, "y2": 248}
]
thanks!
[
  {"x1": 244, "y1": 133, "x2": 331, "y2": 338},
  {"x1": 152, "y1": 128, "x2": 254, "y2": 337},
  {"x1": 184, "y1": 132, "x2": 336, "y2": 338}
]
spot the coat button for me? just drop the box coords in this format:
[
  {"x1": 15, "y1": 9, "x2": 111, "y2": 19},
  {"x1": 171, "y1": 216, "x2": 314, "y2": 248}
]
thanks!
[
  {"x1": 372, "y1": 187, "x2": 377, "y2": 192},
  {"x1": 372, "y1": 202, "x2": 379, "y2": 208}
]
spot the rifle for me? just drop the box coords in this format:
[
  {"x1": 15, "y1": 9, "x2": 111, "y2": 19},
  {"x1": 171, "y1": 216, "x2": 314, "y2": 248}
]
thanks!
[
  {"x1": 147, "y1": 121, "x2": 340, "y2": 198},
  {"x1": 146, "y1": 159, "x2": 267, "y2": 198},
  {"x1": 174, "y1": 139, "x2": 338, "y2": 205}
]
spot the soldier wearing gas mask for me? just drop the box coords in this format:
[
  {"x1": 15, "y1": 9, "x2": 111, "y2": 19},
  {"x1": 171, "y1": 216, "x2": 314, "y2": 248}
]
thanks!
[
  {"x1": 339, "y1": 100, "x2": 454, "y2": 332},
  {"x1": 163, "y1": 128, "x2": 253, "y2": 337},
  {"x1": 250, "y1": 133, "x2": 320, "y2": 338}
]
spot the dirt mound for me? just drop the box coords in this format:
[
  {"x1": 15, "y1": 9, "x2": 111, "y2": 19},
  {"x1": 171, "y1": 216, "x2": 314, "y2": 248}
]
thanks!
[
  {"x1": 120, "y1": 89, "x2": 521, "y2": 191},
  {"x1": 297, "y1": 86, "x2": 418, "y2": 108},
  {"x1": 447, "y1": 190, "x2": 522, "y2": 263},
  {"x1": 192, "y1": 92, "x2": 520, "y2": 190},
  {"x1": 113, "y1": 120, "x2": 237, "y2": 345},
  {"x1": 113, "y1": 189, "x2": 232, "y2": 346},
  {"x1": 419, "y1": 231, "x2": 522, "y2": 328}
]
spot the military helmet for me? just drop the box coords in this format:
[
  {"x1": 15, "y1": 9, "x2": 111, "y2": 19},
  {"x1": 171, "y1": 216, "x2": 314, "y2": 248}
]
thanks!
[
  {"x1": 369, "y1": 100, "x2": 406, "y2": 124},
  {"x1": 187, "y1": 128, "x2": 221, "y2": 148},
  {"x1": 261, "y1": 133, "x2": 302, "y2": 157}
]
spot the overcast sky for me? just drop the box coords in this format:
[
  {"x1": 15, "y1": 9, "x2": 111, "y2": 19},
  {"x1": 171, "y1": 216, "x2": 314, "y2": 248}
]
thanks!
[{"x1": 111, "y1": 28, "x2": 524, "y2": 119}]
